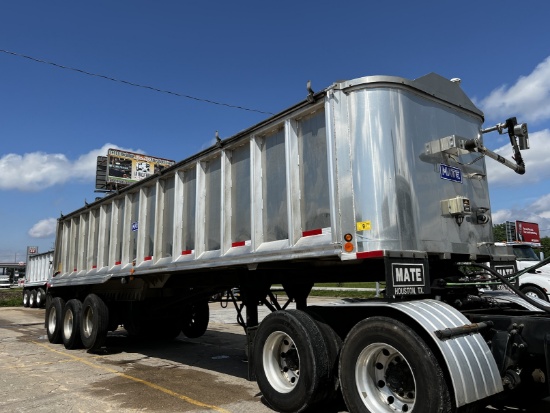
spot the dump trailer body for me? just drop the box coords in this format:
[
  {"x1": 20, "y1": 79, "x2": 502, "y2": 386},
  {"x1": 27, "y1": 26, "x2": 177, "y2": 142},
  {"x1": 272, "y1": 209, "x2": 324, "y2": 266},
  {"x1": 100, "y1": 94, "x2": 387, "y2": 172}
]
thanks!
[
  {"x1": 49, "y1": 73, "x2": 498, "y2": 289},
  {"x1": 45, "y1": 72, "x2": 550, "y2": 412},
  {"x1": 22, "y1": 250, "x2": 53, "y2": 308}
]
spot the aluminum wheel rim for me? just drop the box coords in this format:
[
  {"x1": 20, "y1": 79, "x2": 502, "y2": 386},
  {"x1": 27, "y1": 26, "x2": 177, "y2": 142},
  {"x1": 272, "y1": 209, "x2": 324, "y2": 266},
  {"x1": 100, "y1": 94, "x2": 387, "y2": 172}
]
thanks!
[
  {"x1": 525, "y1": 291, "x2": 542, "y2": 300},
  {"x1": 355, "y1": 343, "x2": 416, "y2": 412},
  {"x1": 262, "y1": 331, "x2": 300, "y2": 393},
  {"x1": 63, "y1": 309, "x2": 74, "y2": 339},
  {"x1": 48, "y1": 307, "x2": 57, "y2": 334},
  {"x1": 82, "y1": 306, "x2": 94, "y2": 339}
]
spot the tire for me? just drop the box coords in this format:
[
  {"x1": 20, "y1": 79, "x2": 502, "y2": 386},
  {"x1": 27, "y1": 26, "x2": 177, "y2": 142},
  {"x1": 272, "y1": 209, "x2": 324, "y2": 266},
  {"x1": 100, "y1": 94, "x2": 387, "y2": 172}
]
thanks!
[
  {"x1": 46, "y1": 297, "x2": 65, "y2": 344},
  {"x1": 62, "y1": 299, "x2": 83, "y2": 349},
  {"x1": 80, "y1": 294, "x2": 109, "y2": 351},
  {"x1": 339, "y1": 316, "x2": 452, "y2": 413},
  {"x1": 29, "y1": 290, "x2": 37, "y2": 308},
  {"x1": 312, "y1": 317, "x2": 343, "y2": 398},
  {"x1": 521, "y1": 285, "x2": 549, "y2": 301},
  {"x1": 36, "y1": 288, "x2": 46, "y2": 308},
  {"x1": 181, "y1": 301, "x2": 209, "y2": 338},
  {"x1": 253, "y1": 310, "x2": 337, "y2": 413},
  {"x1": 22, "y1": 290, "x2": 30, "y2": 307}
]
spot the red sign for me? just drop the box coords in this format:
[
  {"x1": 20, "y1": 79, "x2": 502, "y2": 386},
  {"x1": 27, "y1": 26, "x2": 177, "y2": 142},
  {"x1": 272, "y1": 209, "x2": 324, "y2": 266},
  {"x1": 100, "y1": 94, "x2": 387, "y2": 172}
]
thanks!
[{"x1": 516, "y1": 221, "x2": 540, "y2": 244}]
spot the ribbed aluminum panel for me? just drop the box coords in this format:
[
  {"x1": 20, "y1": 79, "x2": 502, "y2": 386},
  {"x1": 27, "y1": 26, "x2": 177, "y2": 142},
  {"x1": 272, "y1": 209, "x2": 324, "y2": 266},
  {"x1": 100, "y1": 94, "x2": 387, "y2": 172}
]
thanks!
[
  {"x1": 25, "y1": 251, "x2": 53, "y2": 286},
  {"x1": 393, "y1": 300, "x2": 503, "y2": 406}
]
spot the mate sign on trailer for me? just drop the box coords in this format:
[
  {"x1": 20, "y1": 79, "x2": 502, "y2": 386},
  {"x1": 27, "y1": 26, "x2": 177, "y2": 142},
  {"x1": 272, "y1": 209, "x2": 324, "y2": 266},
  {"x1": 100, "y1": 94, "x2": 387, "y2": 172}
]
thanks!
[{"x1": 43, "y1": 72, "x2": 550, "y2": 413}]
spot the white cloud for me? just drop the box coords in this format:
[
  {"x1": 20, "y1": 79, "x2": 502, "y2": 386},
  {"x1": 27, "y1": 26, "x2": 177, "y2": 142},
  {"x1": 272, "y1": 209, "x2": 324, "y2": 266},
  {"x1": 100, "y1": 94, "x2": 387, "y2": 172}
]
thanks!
[
  {"x1": 28, "y1": 218, "x2": 57, "y2": 238},
  {"x1": 531, "y1": 194, "x2": 550, "y2": 219},
  {"x1": 486, "y1": 129, "x2": 550, "y2": 187},
  {"x1": 479, "y1": 56, "x2": 550, "y2": 123},
  {"x1": 492, "y1": 193, "x2": 550, "y2": 238},
  {"x1": 0, "y1": 143, "x2": 141, "y2": 191}
]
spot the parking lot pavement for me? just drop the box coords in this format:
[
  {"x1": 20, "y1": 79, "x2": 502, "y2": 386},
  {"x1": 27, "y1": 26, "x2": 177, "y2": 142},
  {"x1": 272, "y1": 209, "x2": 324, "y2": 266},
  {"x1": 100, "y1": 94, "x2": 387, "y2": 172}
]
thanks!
[
  {"x1": 0, "y1": 306, "x2": 274, "y2": 413},
  {"x1": 1, "y1": 301, "x2": 549, "y2": 413}
]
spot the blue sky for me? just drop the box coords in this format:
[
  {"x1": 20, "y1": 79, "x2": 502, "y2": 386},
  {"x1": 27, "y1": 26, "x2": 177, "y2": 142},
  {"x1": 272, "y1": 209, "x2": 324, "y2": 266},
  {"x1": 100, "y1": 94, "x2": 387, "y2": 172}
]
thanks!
[{"x1": 1, "y1": 1, "x2": 549, "y2": 261}]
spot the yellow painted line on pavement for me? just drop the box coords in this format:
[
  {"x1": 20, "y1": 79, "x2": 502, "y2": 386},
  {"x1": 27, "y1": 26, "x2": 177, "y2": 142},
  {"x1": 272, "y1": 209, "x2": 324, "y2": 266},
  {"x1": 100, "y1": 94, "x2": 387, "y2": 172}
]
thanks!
[{"x1": 32, "y1": 340, "x2": 231, "y2": 413}]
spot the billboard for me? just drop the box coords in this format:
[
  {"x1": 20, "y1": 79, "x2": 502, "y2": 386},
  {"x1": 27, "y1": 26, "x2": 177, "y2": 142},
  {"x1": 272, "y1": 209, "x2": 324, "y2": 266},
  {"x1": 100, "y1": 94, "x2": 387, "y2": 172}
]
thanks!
[
  {"x1": 106, "y1": 149, "x2": 175, "y2": 186},
  {"x1": 515, "y1": 221, "x2": 540, "y2": 244}
]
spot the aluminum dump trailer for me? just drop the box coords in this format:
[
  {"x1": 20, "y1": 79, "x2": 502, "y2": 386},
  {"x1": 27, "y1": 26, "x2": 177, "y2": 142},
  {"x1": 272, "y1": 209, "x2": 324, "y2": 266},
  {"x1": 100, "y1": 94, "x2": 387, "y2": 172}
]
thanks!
[
  {"x1": 22, "y1": 250, "x2": 53, "y2": 308},
  {"x1": 45, "y1": 72, "x2": 550, "y2": 412}
]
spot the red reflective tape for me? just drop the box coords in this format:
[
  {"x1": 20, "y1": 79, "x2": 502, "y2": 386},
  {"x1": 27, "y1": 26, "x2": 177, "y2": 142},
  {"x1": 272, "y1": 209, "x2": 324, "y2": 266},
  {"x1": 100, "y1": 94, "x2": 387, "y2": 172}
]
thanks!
[
  {"x1": 182, "y1": 250, "x2": 192, "y2": 255},
  {"x1": 114, "y1": 261, "x2": 122, "y2": 265},
  {"x1": 232, "y1": 241, "x2": 246, "y2": 247},
  {"x1": 73, "y1": 268, "x2": 77, "y2": 272},
  {"x1": 92, "y1": 265, "x2": 97, "y2": 269},
  {"x1": 144, "y1": 256, "x2": 152, "y2": 261},
  {"x1": 356, "y1": 250, "x2": 384, "y2": 259},
  {"x1": 302, "y1": 229, "x2": 322, "y2": 237}
]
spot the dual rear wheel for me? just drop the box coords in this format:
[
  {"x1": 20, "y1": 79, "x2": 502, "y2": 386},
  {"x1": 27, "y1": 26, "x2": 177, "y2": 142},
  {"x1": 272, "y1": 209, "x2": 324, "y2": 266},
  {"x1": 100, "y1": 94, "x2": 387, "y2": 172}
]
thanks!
[
  {"x1": 46, "y1": 294, "x2": 109, "y2": 351},
  {"x1": 253, "y1": 310, "x2": 341, "y2": 413},
  {"x1": 254, "y1": 312, "x2": 452, "y2": 413}
]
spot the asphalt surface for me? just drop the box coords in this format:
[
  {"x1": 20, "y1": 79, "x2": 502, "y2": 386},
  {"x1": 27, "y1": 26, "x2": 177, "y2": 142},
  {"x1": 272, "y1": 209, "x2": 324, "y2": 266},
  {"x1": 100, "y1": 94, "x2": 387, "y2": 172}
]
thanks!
[{"x1": 0, "y1": 299, "x2": 549, "y2": 413}]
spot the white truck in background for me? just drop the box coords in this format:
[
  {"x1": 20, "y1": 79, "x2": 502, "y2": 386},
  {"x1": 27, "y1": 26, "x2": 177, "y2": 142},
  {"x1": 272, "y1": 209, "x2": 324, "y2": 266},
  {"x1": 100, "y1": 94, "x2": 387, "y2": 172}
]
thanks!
[
  {"x1": 515, "y1": 243, "x2": 550, "y2": 301},
  {"x1": 22, "y1": 250, "x2": 53, "y2": 308},
  {"x1": 496, "y1": 221, "x2": 550, "y2": 301}
]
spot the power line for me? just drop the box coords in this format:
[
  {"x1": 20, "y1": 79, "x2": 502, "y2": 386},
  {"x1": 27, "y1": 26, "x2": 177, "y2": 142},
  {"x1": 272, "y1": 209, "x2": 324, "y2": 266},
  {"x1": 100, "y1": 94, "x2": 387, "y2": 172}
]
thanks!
[{"x1": 0, "y1": 49, "x2": 274, "y2": 115}]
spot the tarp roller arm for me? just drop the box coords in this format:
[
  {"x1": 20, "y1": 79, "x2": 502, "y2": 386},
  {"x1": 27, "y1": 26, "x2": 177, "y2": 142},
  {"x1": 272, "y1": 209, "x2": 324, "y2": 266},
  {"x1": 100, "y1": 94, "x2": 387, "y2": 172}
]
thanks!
[{"x1": 465, "y1": 117, "x2": 528, "y2": 175}]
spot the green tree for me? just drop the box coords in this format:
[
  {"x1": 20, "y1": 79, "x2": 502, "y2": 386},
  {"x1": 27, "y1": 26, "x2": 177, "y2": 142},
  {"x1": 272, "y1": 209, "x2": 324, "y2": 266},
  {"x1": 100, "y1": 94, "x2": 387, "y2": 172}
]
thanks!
[
  {"x1": 492, "y1": 223, "x2": 506, "y2": 242},
  {"x1": 534, "y1": 236, "x2": 550, "y2": 259}
]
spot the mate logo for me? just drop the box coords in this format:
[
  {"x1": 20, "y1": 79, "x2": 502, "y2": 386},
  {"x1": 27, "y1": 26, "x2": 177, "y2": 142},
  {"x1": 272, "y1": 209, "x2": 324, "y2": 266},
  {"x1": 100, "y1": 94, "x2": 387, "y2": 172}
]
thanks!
[
  {"x1": 392, "y1": 263, "x2": 425, "y2": 287},
  {"x1": 494, "y1": 265, "x2": 515, "y2": 276},
  {"x1": 440, "y1": 164, "x2": 462, "y2": 184}
]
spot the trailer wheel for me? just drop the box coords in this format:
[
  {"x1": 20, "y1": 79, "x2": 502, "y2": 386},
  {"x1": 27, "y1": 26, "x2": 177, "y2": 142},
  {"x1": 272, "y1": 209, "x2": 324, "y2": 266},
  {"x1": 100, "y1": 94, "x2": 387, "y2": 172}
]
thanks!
[
  {"x1": 29, "y1": 290, "x2": 38, "y2": 308},
  {"x1": 22, "y1": 290, "x2": 30, "y2": 307},
  {"x1": 80, "y1": 294, "x2": 109, "y2": 351},
  {"x1": 521, "y1": 285, "x2": 548, "y2": 301},
  {"x1": 253, "y1": 310, "x2": 336, "y2": 413},
  {"x1": 181, "y1": 301, "x2": 209, "y2": 338},
  {"x1": 46, "y1": 297, "x2": 65, "y2": 344},
  {"x1": 339, "y1": 316, "x2": 452, "y2": 413},
  {"x1": 36, "y1": 288, "x2": 46, "y2": 308},
  {"x1": 62, "y1": 299, "x2": 83, "y2": 349}
]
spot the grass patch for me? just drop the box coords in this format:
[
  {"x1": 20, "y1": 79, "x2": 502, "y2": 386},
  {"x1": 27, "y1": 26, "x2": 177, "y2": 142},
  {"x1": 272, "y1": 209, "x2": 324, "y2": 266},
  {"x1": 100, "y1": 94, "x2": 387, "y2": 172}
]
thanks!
[
  {"x1": 314, "y1": 282, "x2": 379, "y2": 289},
  {"x1": 309, "y1": 289, "x2": 378, "y2": 299},
  {"x1": 0, "y1": 288, "x2": 22, "y2": 307}
]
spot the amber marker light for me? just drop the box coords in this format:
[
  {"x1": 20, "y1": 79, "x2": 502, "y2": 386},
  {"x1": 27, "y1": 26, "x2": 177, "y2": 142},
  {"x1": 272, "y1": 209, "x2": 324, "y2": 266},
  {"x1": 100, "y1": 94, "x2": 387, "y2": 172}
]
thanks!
[{"x1": 343, "y1": 233, "x2": 354, "y2": 252}]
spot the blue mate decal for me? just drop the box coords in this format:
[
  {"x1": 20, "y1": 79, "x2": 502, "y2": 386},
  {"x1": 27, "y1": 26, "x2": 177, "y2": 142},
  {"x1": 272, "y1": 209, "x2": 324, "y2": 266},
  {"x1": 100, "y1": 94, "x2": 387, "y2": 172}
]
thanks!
[{"x1": 439, "y1": 164, "x2": 462, "y2": 183}]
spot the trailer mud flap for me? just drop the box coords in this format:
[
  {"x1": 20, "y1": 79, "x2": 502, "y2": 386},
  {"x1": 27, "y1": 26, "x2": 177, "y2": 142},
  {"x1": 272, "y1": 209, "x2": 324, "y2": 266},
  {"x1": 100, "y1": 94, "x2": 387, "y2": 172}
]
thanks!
[
  {"x1": 392, "y1": 300, "x2": 504, "y2": 407},
  {"x1": 385, "y1": 257, "x2": 430, "y2": 296}
]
